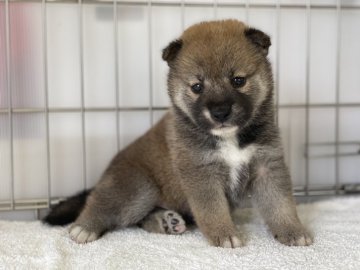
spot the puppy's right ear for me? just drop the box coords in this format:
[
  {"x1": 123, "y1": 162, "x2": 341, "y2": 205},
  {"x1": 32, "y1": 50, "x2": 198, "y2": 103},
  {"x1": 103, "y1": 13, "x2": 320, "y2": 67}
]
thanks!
[{"x1": 162, "y1": 39, "x2": 183, "y2": 64}]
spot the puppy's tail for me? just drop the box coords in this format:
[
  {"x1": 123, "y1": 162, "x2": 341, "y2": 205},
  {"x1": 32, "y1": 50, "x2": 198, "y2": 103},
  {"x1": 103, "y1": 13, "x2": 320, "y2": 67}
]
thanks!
[{"x1": 43, "y1": 189, "x2": 91, "y2": 226}]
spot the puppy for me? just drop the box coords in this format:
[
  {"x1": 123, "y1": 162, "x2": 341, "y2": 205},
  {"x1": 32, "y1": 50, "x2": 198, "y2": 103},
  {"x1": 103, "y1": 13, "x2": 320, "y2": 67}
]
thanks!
[{"x1": 44, "y1": 19, "x2": 313, "y2": 248}]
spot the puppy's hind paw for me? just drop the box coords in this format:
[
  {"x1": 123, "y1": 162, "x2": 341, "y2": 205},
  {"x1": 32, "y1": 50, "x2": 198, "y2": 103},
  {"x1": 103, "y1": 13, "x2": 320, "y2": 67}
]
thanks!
[
  {"x1": 69, "y1": 225, "x2": 99, "y2": 244},
  {"x1": 162, "y1": 210, "x2": 186, "y2": 234}
]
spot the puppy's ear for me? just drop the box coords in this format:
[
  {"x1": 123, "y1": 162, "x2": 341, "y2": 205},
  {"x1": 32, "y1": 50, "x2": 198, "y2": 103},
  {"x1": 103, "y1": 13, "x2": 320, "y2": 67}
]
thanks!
[
  {"x1": 162, "y1": 39, "x2": 183, "y2": 63},
  {"x1": 245, "y1": 28, "x2": 271, "y2": 56}
]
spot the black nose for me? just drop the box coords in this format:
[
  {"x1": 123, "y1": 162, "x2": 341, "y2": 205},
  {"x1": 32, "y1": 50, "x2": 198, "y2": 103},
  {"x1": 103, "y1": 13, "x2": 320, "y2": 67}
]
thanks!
[{"x1": 209, "y1": 104, "x2": 232, "y2": 123}]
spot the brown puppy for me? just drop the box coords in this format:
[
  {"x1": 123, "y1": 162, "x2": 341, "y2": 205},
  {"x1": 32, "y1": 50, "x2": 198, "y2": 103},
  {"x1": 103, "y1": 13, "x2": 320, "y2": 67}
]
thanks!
[{"x1": 44, "y1": 20, "x2": 313, "y2": 248}]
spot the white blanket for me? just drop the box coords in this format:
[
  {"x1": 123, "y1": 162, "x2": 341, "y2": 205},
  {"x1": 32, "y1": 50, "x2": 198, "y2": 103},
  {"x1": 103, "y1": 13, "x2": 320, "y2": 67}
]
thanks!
[{"x1": 1, "y1": 197, "x2": 360, "y2": 269}]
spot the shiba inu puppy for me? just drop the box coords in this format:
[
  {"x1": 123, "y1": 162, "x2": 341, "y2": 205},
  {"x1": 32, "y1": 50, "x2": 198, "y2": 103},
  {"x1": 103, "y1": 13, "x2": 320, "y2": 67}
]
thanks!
[{"x1": 44, "y1": 20, "x2": 313, "y2": 248}]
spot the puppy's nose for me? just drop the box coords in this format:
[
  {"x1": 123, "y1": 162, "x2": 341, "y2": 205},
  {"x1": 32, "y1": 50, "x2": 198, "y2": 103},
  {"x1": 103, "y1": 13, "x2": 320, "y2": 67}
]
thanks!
[{"x1": 209, "y1": 104, "x2": 232, "y2": 123}]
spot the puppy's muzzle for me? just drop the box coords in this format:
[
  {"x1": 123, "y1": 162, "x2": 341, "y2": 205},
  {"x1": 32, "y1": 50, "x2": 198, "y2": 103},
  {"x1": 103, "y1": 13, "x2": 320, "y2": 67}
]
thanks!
[{"x1": 208, "y1": 104, "x2": 233, "y2": 123}]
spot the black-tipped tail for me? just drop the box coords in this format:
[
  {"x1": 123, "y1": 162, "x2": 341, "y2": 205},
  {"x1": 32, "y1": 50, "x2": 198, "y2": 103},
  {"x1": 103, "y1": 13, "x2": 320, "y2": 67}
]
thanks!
[{"x1": 43, "y1": 189, "x2": 91, "y2": 226}]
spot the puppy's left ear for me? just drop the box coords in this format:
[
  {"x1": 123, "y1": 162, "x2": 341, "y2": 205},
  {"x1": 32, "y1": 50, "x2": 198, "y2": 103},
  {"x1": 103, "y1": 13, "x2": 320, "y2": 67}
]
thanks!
[
  {"x1": 162, "y1": 39, "x2": 183, "y2": 64},
  {"x1": 245, "y1": 28, "x2": 271, "y2": 56}
]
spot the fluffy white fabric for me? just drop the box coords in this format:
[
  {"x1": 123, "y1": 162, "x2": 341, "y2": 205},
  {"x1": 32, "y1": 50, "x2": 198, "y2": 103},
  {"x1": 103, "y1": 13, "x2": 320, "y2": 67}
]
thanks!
[{"x1": 0, "y1": 197, "x2": 359, "y2": 269}]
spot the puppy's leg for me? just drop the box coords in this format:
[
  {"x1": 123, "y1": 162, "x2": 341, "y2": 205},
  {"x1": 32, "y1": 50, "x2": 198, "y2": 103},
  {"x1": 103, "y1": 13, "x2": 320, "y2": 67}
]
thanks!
[
  {"x1": 70, "y1": 170, "x2": 159, "y2": 244},
  {"x1": 180, "y1": 169, "x2": 243, "y2": 248},
  {"x1": 189, "y1": 190, "x2": 243, "y2": 248},
  {"x1": 139, "y1": 208, "x2": 186, "y2": 234},
  {"x1": 251, "y1": 156, "x2": 313, "y2": 246}
]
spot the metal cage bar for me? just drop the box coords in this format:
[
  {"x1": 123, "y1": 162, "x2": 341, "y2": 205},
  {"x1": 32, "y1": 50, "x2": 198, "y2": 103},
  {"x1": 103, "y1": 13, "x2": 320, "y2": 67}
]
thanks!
[
  {"x1": 4, "y1": 0, "x2": 15, "y2": 210},
  {"x1": 274, "y1": 0, "x2": 280, "y2": 125},
  {"x1": 147, "y1": 0, "x2": 154, "y2": 126},
  {"x1": 4, "y1": 0, "x2": 360, "y2": 10},
  {"x1": 304, "y1": 0, "x2": 311, "y2": 195},
  {"x1": 1, "y1": 103, "x2": 360, "y2": 115},
  {"x1": 78, "y1": 0, "x2": 87, "y2": 190},
  {"x1": 334, "y1": 0, "x2": 342, "y2": 194},
  {"x1": 113, "y1": 0, "x2": 120, "y2": 151},
  {"x1": 41, "y1": 0, "x2": 52, "y2": 208},
  {"x1": 180, "y1": 0, "x2": 184, "y2": 30}
]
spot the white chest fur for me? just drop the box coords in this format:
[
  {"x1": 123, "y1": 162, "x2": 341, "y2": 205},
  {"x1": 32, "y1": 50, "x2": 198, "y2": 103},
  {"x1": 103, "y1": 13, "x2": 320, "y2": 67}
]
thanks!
[{"x1": 217, "y1": 138, "x2": 256, "y2": 192}]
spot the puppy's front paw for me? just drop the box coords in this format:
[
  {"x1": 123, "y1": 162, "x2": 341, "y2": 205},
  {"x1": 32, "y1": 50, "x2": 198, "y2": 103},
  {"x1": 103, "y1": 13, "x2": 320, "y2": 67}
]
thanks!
[
  {"x1": 211, "y1": 234, "x2": 244, "y2": 248},
  {"x1": 221, "y1": 235, "x2": 244, "y2": 248},
  {"x1": 274, "y1": 227, "x2": 313, "y2": 246},
  {"x1": 69, "y1": 225, "x2": 99, "y2": 244}
]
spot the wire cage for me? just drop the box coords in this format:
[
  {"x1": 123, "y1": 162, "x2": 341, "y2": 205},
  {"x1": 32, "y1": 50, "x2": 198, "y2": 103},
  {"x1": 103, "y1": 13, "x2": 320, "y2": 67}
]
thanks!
[{"x1": 0, "y1": 0, "x2": 359, "y2": 219}]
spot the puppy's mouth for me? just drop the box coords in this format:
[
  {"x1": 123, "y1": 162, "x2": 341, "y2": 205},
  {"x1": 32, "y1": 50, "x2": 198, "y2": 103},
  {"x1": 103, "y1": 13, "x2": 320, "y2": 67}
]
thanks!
[
  {"x1": 212, "y1": 122, "x2": 233, "y2": 129},
  {"x1": 210, "y1": 125, "x2": 238, "y2": 137}
]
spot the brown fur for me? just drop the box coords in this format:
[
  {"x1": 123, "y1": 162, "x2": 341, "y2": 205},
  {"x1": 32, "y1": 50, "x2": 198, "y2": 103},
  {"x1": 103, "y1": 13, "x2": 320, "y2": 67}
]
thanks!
[{"x1": 45, "y1": 20, "x2": 313, "y2": 248}]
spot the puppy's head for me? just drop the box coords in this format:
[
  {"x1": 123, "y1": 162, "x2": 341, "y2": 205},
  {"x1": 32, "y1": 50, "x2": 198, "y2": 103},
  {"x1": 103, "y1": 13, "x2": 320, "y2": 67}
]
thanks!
[{"x1": 163, "y1": 20, "x2": 273, "y2": 137}]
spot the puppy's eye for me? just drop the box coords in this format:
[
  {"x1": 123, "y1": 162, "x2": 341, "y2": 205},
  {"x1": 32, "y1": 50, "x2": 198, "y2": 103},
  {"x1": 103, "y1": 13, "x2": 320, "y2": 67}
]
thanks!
[
  {"x1": 231, "y1": 77, "x2": 247, "y2": 88},
  {"x1": 191, "y1": 83, "x2": 204, "y2": 94}
]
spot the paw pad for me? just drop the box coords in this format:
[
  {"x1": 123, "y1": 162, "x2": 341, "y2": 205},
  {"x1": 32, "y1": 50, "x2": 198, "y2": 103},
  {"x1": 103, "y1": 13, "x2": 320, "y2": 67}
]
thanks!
[{"x1": 161, "y1": 210, "x2": 186, "y2": 234}]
